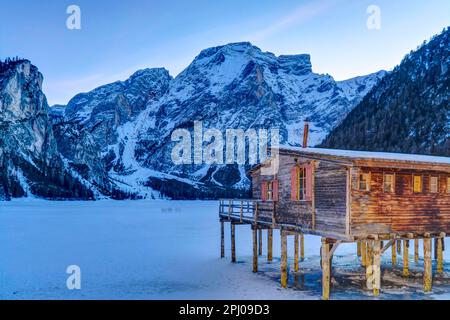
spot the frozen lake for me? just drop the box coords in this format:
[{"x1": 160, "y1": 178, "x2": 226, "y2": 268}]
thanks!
[{"x1": 1, "y1": 200, "x2": 450, "y2": 300}]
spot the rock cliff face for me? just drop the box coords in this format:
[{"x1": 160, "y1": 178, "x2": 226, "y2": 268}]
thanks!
[{"x1": 0, "y1": 59, "x2": 94, "y2": 200}]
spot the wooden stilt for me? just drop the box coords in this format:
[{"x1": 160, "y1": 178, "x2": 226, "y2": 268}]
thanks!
[
  {"x1": 434, "y1": 238, "x2": 438, "y2": 260},
  {"x1": 414, "y1": 239, "x2": 419, "y2": 264},
  {"x1": 437, "y1": 236, "x2": 444, "y2": 274},
  {"x1": 366, "y1": 240, "x2": 373, "y2": 282},
  {"x1": 252, "y1": 227, "x2": 258, "y2": 273},
  {"x1": 231, "y1": 223, "x2": 236, "y2": 263},
  {"x1": 357, "y1": 241, "x2": 361, "y2": 257},
  {"x1": 392, "y1": 239, "x2": 397, "y2": 265},
  {"x1": 300, "y1": 234, "x2": 305, "y2": 261},
  {"x1": 294, "y1": 234, "x2": 299, "y2": 272},
  {"x1": 281, "y1": 230, "x2": 288, "y2": 288},
  {"x1": 220, "y1": 221, "x2": 225, "y2": 258},
  {"x1": 361, "y1": 241, "x2": 367, "y2": 267},
  {"x1": 372, "y1": 240, "x2": 381, "y2": 297},
  {"x1": 397, "y1": 240, "x2": 402, "y2": 254},
  {"x1": 267, "y1": 229, "x2": 273, "y2": 262},
  {"x1": 403, "y1": 240, "x2": 409, "y2": 277},
  {"x1": 321, "y1": 238, "x2": 331, "y2": 300},
  {"x1": 424, "y1": 236, "x2": 432, "y2": 292},
  {"x1": 258, "y1": 229, "x2": 263, "y2": 256}
]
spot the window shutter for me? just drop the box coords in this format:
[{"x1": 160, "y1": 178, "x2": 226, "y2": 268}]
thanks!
[
  {"x1": 305, "y1": 164, "x2": 313, "y2": 201},
  {"x1": 290, "y1": 167, "x2": 298, "y2": 201},
  {"x1": 261, "y1": 182, "x2": 267, "y2": 201},
  {"x1": 273, "y1": 180, "x2": 279, "y2": 202}
]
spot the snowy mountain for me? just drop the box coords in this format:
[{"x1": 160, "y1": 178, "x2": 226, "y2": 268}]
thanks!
[
  {"x1": 52, "y1": 42, "x2": 385, "y2": 199},
  {"x1": 321, "y1": 27, "x2": 449, "y2": 156},
  {"x1": 0, "y1": 59, "x2": 95, "y2": 200}
]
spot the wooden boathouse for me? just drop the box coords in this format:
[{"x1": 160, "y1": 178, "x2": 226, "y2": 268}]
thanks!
[{"x1": 219, "y1": 140, "x2": 450, "y2": 299}]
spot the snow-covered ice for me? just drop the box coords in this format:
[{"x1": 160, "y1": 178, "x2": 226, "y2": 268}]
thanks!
[{"x1": 1, "y1": 200, "x2": 450, "y2": 300}]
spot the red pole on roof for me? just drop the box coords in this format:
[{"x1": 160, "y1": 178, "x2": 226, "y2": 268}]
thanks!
[{"x1": 303, "y1": 122, "x2": 309, "y2": 148}]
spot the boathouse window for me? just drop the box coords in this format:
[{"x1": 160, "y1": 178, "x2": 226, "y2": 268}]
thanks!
[
  {"x1": 430, "y1": 176, "x2": 438, "y2": 193},
  {"x1": 261, "y1": 180, "x2": 278, "y2": 201},
  {"x1": 413, "y1": 175, "x2": 423, "y2": 193},
  {"x1": 358, "y1": 173, "x2": 370, "y2": 191},
  {"x1": 290, "y1": 165, "x2": 313, "y2": 201},
  {"x1": 447, "y1": 177, "x2": 450, "y2": 193},
  {"x1": 383, "y1": 174, "x2": 394, "y2": 193},
  {"x1": 298, "y1": 167, "x2": 306, "y2": 200}
]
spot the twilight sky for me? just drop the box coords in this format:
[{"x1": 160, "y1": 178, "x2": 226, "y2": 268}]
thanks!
[{"x1": 0, "y1": 0, "x2": 449, "y2": 105}]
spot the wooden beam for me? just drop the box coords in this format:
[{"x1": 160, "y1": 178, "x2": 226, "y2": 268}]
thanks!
[
  {"x1": 321, "y1": 238, "x2": 331, "y2": 300},
  {"x1": 231, "y1": 223, "x2": 236, "y2": 263},
  {"x1": 281, "y1": 230, "x2": 288, "y2": 288},
  {"x1": 329, "y1": 241, "x2": 342, "y2": 257},
  {"x1": 392, "y1": 239, "x2": 397, "y2": 266},
  {"x1": 357, "y1": 241, "x2": 361, "y2": 257},
  {"x1": 366, "y1": 241, "x2": 373, "y2": 282},
  {"x1": 258, "y1": 229, "x2": 263, "y2": 256},
  {"x1": 300, "y1": 233, "x2": 305, "y2": 261},
  {"x1": 267, "y1": 228, "x2": 273, "y2": 262},
  {"x1": 361, "y1": 241, "x2": 367, "y2": 267},
  {"x1": 220, "y1": 221, "x2": 225, "y2": 258},
  {"x1": 437, "y1": 236, "x2": 444, "y2": 274},
  {"x1": 294, "y1": 234, "x2": 299, "y2": 272},
  {"x1": 424, "y1": 236, "x2": 432, "y2": 292},
  {"x1": 253, "y1": 227, "x2": 258, "y2": 273},
  {"x1": 414, "y1": 239, "x2": 419, "y2": 264},
  {"x1": 373, "y1": 240, "x2": 381, "y2": 297},
  {"x1": 397, "y1": 240, "x2": 402, "y2": 254},
  {"x1": 403, "y1": 240, "x2": 409, "y2": 277},
  {"x1": 381, "y1": 240, "x2": 394, "y2": 254}
]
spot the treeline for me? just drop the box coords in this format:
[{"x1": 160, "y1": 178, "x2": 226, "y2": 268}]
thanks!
[
  {"x1": 0, "y1": 152, "x2": 95, "y2": 200},
  {"x1": 145, "y1": 177, "x2": 251, "y2": 200},
  {"x1": 0, "y1": 57, "x2": 28, "y2": 74}
]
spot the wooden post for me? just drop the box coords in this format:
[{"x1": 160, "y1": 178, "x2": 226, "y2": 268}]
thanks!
[
  {"x1": 357, "y1": 241, "x2": 361, "y2": 257},
  {"x1": 267, "y1": 229, "x2": 273, "y2": 262},
  {"x1": 392, "y1": 239, "x2": 397, "y2": 266},
  {"x1": 397, "y1": 240, "x2": 402, "y2": 254},
  {"x1": 361, "y1": 241, "x2": 367, "y2": 267},
  {"x1": 220, "y1": 220, "x2": 225, "y2": 258},
  {"x1": 372, "y1": 240, "x2": 381, "y2": 297},
  {"x1": 414, "y1": 239, "x2": 419, "y2": 264},
  {"x1": 258, "y1": 229, "x2": 263, "y2": 256},
  {"x1": 231, "y1": 223, "x2": 236, "y2": 263},
  {"x1": 321, "y1": 238, "x2": 331, "y2": 300},
  {"x1": 294, "y1": 234, "x2": 299, "y2": 272},
  {"x1": 424, "y1": 236, "x2": 432, "y2": 292},
  {"x1": 300, "y1": 233, "x2": 305, "y2": 261},
  {"x1": 434, "y1": 238, "x2": 438, "y2": 260},
  {"x1": 281, "y1": 230, "x2": 288, "y2": 288},
  {"x1": 403, "y1": 240, "x2": 409, "y2": 277},
  {"x1": 366, "y1": 240, "x2": 373, "y2": 282},
  {"x1": 437, "y1": 236, "x2": 444, "y2": 274},
  {"x1": 252, "y1": 227, "x2": 258, "y2": 273}
]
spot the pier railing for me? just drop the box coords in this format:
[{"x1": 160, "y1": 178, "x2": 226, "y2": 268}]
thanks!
[{"x1": 219, "y1": 199, "x2": 276, "y2": 225}]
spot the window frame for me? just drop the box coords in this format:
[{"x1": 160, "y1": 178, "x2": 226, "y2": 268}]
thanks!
[
  {"x1": 266, "y1": 181, "x2": 274, "y2": 201},
  {"x1": 429, "y1": 176, "x2": 438, "y2": 194},
  {"x1": 358, "y1": 172, "x2": 371, "y2": 191},
  {"x1": 447, "y1": 177, "x2": 450, "y2": 194},
  {"x1": 297, "y1": 166, "x2": 307, "y2": 201},
  {"x1": 413, "y1": 175, "x2": 423, "y2": 193},
  {"x1": 383, "y1": 173, "x2": 395, "y2": 193}
]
